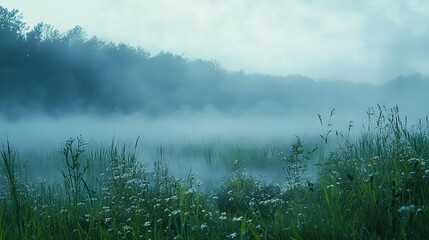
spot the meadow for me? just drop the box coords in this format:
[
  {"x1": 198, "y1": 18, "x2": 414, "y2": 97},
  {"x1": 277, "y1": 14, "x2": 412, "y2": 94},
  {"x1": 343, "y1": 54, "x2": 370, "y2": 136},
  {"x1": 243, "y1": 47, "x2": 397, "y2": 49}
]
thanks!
[{"x1": 1, "y1": 106, "x2": 429, "y2": 239}]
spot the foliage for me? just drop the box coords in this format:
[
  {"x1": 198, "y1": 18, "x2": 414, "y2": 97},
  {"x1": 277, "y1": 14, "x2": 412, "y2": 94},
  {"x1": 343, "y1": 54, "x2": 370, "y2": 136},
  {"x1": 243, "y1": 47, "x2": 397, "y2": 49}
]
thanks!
[
  {"x1": 60, "y1": 137, "x2": 94, "y2": 207},
  {"x1": 1, "y1": 6, "x2": 429, "y2": 121},
  {"x1": 1, "y1": 107, "x2": 428, "y2": 239},
  {"x1": 279, "y1": 136, "x2": 316, "y2": 184}
]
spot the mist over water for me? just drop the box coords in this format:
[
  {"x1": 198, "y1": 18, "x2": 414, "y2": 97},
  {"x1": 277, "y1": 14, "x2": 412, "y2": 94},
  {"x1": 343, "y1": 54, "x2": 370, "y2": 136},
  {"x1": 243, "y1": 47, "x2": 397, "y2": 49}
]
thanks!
[
  {"x1": 0, "y1": 110, "x2": 322, "y2": 184},
  {"x1": 1, "y1": 5, "x2": 429, "y2": 188},
  {"x1": 0, "y1": 106, "x2": 374, "y2": 153},
  {"x1": 2, "y1": 70, "x2": 428, "y2": 185},
  {"x1": 0, "y1": 102, "x2": 423, "y2": 187}
]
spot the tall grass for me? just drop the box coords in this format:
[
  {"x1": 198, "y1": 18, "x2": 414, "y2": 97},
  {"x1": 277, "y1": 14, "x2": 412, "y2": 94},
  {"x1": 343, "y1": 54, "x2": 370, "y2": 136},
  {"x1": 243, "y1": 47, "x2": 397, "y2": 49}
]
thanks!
[
  {"x1": 1, "y1": 106, "x2": 429, "y2": 239},
  {"x1": 1, "y1": 141, "x2": 23, "y2": 238}
]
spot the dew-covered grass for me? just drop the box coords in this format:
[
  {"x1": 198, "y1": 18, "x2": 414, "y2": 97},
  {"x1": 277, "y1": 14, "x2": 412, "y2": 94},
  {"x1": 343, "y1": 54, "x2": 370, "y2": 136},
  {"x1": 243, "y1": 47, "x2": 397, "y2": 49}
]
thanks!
[{"x1": 1, "y1": 106, "x2": 429, "y2": 239}]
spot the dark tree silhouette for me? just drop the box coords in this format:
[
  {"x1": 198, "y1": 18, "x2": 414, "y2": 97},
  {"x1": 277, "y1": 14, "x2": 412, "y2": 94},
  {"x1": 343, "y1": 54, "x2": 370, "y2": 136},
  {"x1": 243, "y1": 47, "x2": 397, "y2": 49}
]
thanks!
[{"x1": 0, "y1": 6, "x2": 427, "y2": 120}]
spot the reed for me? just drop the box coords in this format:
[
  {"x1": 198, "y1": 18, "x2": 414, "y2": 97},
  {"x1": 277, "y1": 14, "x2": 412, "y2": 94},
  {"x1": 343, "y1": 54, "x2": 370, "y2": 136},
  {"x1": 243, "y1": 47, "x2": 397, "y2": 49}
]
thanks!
[{"x1": 0, "y1": 106, "x2": 428, "y2": 239}]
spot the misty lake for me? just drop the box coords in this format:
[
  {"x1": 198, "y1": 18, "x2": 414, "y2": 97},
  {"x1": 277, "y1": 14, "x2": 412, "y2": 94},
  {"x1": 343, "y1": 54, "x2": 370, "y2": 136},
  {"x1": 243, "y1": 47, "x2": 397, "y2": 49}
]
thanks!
[{"x1": 1, "y1": 2, "x2": 429, "y2": 238}]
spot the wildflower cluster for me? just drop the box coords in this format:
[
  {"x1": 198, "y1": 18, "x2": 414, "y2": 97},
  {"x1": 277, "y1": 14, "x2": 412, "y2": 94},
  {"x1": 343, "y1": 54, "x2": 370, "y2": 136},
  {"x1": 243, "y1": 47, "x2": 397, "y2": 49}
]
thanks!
[{"x1": 0, "y1": 106, "x2": 429, "y2": 239}]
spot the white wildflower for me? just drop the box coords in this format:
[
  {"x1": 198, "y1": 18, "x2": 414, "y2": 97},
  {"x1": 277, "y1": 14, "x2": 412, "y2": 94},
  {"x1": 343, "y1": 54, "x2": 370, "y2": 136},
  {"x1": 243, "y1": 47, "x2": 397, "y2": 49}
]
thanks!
[
  {"x1": 228, "y1": 232, "x2": 237, "y2": 239},
  {"x1": 398, "y1": 204, "x2": 416, "y2": 214}
]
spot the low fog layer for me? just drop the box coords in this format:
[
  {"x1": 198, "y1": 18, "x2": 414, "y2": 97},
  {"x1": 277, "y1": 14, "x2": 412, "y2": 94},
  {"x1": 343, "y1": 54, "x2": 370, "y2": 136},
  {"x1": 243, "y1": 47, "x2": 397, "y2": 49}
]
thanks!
[
  {"x1": 1, "y1": 6, "x2": 429, "y2": 150},
  {"x1": 2, "y1": 6, "x2": 429, "y2": 187}
]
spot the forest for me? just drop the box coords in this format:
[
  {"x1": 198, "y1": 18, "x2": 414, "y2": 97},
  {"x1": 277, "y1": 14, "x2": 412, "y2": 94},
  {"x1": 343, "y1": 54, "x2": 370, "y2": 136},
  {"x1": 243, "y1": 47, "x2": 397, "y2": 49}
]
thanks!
[{"x1": 1, "y1": 6, "x2": 428, "y2": 121}]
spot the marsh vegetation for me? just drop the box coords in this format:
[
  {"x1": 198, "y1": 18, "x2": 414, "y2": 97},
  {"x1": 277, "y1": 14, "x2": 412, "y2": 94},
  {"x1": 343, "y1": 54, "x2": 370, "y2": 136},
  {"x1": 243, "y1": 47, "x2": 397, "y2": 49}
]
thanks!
[{"x1": 1, "y1": 106, "x2": 429, "y2": 239}]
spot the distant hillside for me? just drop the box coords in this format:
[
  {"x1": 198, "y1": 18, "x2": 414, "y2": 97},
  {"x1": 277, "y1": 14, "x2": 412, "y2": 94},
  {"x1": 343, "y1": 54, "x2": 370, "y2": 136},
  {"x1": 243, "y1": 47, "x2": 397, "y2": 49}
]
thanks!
[{"x1": 1, "y1": 6, "x2": 428, "y2": 120}]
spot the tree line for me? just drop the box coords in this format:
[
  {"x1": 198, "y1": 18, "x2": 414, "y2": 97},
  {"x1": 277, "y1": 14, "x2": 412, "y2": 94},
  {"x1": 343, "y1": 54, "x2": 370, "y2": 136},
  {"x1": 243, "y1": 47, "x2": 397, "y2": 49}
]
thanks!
[{"x1": 0, "y1": 6, "x2": 427, "y2": 120}]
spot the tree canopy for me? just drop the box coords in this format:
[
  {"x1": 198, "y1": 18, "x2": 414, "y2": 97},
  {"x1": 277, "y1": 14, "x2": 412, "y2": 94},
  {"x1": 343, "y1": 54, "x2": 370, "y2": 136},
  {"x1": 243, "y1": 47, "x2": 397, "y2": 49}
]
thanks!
[{"x1": 0, "y1": 6, "x2": 428, "y2": 120}]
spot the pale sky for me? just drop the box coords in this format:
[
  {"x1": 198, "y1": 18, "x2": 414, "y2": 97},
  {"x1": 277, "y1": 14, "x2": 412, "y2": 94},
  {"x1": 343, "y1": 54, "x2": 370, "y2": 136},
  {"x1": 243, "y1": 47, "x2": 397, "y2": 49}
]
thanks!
[{"x1": 1, "y1": 0, "x2": 429, "y2": 84}]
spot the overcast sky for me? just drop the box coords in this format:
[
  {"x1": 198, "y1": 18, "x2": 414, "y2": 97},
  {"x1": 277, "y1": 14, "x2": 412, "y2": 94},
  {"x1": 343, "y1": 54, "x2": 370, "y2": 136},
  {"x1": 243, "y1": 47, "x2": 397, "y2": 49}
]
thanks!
[{"x1": 1, "y1": 0, "x2": 429, "y2": 84}]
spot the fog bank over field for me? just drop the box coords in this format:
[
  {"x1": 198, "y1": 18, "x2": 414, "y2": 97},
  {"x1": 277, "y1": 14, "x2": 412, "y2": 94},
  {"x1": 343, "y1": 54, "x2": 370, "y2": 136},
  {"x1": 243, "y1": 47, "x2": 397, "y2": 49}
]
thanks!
[
  {"x1": 0, "y1": 101, "x2": 427, "y2": 151},
  {"x1": 0, "y1": 110, "x2": 331, "y2": 150},
  {"x1": 1, "y1": 6, "x2": 429, "y2": 150}
]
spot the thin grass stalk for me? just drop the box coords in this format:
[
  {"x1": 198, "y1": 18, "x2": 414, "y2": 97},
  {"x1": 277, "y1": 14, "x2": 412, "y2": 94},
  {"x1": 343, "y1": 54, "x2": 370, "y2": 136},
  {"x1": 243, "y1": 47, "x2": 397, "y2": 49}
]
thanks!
[{"x1": 1, "y1": 141, "x2": 22, "y2": 237}]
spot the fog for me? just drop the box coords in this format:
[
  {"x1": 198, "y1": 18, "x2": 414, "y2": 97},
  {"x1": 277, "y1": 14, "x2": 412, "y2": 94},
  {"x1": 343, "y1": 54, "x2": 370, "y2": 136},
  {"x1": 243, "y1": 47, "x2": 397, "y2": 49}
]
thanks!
[
  {"x1": 0, "y1": 109, "x2": 345, "y2": 149},
  {"x1": 2, "y1": 75, "x2": 428, "y2": 149},
  {"x1": 1, "y1": 96, "x2": 426, "y2": 185},
  {"x1": 1, "y1": 5, "x2": 429, "y2": 185}
]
